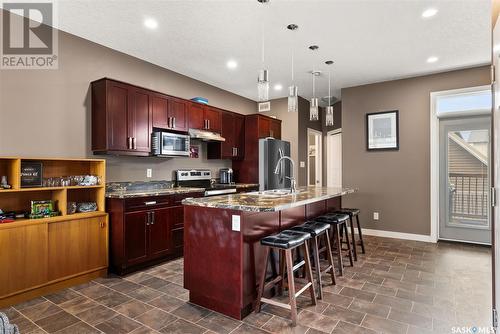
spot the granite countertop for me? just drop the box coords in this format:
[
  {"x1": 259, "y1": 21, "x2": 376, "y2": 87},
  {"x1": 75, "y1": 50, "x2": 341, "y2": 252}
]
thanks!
[
  {"x1": 182, "y1": 186, "x2": 356, "y2": 212},
  {"x1": 233, "y1": 183, "x2": 259, "y2": 189},
  {"x1": 106, "y1": 187, "x2": 205, "y2": 199},
  {"x1": 106, "y1": 181, "x2": 205, "y2": 199}
]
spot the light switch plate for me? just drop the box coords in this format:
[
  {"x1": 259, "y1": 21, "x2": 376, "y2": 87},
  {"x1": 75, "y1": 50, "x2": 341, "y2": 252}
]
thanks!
[
  {"x1": 146, "y1": 169, "x2": 152, "y2": 178},
  {"x1": 373, "y1": 212, "x2": 379, "y2": 221},
  {"x1": 300, "y1": 161, "x2": 306, "y2": 168},
  {"x1": 232, "y1": 215, "x2": 241, "y2": 232}
]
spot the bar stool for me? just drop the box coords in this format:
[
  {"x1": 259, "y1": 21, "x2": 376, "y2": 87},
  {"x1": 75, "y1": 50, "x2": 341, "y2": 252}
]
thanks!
[
  {"x1": 336, "y1": 208, "x2": 365, "y2": 259},
  {"x1": 290, "y1": 221, "x2": 336, "y2": 300},
  {"x1": 315, "y1": 213, "x2": 353, "y2": 276},
  {"x1": 255, "y1": 230, "x2": 317, "y2": 326}
]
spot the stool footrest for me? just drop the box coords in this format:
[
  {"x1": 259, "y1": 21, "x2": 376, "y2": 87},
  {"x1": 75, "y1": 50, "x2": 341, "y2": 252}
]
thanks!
[
  {"x1": 294, "y1": 282, "x2": 313, "y2": 298},
  {"x1": 260, "y1": 298, "x2": 291, "y2": 310},
  {"x1": 264, "y1": 276, "x2": 284, "y2": 291},
  {"x1": 292, "y1": 260, "x2": 305, "y2": 272}
]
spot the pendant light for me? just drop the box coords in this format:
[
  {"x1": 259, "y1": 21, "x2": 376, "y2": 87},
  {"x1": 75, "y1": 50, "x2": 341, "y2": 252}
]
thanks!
[
  {"x1": 325, "y1": 60, "x2": 334, "y2": 126},
  {"x1": 309, "y1": 45, "x2": 319, "y2": 121},
  {"x1": 257, "y1": 0, "x2": 269, "y2": 102},
  {"x1": 287, "y1": 24, "x2": 299, "y2": 113}
]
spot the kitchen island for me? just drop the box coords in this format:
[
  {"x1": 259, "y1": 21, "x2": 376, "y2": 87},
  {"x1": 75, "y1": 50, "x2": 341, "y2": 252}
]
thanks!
[{"x1": 182, "y1": 186, "x2": 356, "y2": 320}]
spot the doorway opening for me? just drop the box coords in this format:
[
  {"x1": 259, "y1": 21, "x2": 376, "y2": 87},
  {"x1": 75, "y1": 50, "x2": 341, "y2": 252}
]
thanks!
[
  {"x1": 326, "y1": 129, "x2": 342, "y2": 188},
  {"x1": 431, "y1": 86, "x2": 492, "y2": 244},
  {"x1": 307, "y1": 128, "x2": 322, "y2": 187}
]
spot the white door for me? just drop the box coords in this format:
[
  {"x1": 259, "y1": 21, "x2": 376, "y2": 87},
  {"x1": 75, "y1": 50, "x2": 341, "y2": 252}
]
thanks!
[
  {"x1": 493, "y1": 13, "x2": 500, "y2": 329},
  {"x1": 327, "y1": 130, "x2": 342, "y2": 188}
]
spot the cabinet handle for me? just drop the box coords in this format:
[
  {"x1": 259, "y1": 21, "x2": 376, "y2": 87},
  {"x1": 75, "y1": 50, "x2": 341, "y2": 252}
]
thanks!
[
  {"x1": 100, "y1": 221, "x2": 106, "y2": 228},
  {"x1": 127, "y1": 137, "x2": 131, "y2": 149},
  {"x1": 235, "y1": 147, "x2": 238, "y2": 156},
  {"x1": 270, "y1": 130, "x2": 274, "y2": 138},
  {"x1": 132, "y1": 137, "x2": 137, "y2": 149},
  {"x1": 168, "y1": 117, "x2": 171, "y2": 128},
  {"x1": 208, "y1": 119, "x2": 210, "y2": 130},
  {"x1": 146, "y1": 212, "x2": 150, "y2": 226},
  {"x1": 144, "y1": 201, "x2": 157, "y2": 206},
  {"x1": 173, "y1": 117, "x2": 176, "y2": 128},
  {"x1": 150, "y1": 211, "x2": 155, "y2": 225}
]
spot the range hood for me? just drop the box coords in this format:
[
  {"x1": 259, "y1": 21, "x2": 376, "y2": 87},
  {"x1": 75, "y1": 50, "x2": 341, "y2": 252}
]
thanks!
[{"x1": 188, "y1": 128, "x2": 226, "y2": 142}]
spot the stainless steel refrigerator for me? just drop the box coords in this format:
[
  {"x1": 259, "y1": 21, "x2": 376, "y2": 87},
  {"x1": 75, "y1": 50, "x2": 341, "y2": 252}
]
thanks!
[{"x1": 258, "y1": 138, "x2": 291, "y2": 191}]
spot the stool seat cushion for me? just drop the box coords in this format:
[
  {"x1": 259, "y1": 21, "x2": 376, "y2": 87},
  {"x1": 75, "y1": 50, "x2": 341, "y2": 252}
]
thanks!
[
  {"x1": 261, "y1": 230, "x2": 311, "y2": 249},
  {"x1": 290, "y1": 221, "x2": 330, "y2": 237},
  {"x1": 314, "y1": 213, "x2": 350, "y2": 224},
  {"x1": 336, "y1": 208, "x2": 360, "y2": 216}
]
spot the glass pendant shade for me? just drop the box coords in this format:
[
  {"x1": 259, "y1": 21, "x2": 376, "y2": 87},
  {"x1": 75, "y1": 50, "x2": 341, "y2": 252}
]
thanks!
[
  {"x1": 310, "y1": 97, "x2": 319, "y2": 121},
  {"x1": 257, "y1": 69, "x2": 270, "y2": 102},
  {"x1": 288, "y1": 85, "x2": 298, "y2": 113},
  {"x1": 326, "y1": 105, "x2": 334, "y2": 126}
]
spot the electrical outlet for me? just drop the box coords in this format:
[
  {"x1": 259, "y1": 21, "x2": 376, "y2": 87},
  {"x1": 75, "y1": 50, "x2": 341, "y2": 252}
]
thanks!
[
  {"x1": 146, "y1": 169, "x2": 152, "y2": 178},
  {"x1": 300, "y1": 161, "x2": 306, "y2": 168},
  {"x1": 232, "y1": 215, "x2": 241, "y2": 232},
  {"x1": 373, "y1": 212, "x2": 379, "y2": 221}
]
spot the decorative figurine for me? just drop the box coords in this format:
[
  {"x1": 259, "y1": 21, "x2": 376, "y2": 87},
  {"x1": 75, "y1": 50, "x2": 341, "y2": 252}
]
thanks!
[{"x1": 0, "y1": 176, "x2": 11, "y2": 189}]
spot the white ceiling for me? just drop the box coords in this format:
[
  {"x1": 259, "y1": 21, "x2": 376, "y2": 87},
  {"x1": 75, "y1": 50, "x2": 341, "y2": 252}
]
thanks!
[{"x1": 50, "y1": 0, "x2": 490, "y2": 102}]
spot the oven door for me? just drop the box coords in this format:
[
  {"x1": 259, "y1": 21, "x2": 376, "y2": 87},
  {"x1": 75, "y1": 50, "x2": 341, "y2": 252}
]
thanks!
[{"x1": 160, "y1": 132, "x2": 190, "y2": 157}]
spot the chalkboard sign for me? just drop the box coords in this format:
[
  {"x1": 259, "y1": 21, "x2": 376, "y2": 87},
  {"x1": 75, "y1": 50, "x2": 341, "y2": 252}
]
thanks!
[{"x1": 21, "y1": 161, "x2": 43, "y2": 187}]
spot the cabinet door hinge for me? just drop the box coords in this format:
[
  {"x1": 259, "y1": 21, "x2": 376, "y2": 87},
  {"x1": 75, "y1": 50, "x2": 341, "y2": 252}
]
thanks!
[
  {"x1": 492, "y1": 187, "x2": 497, "y2": 207},
  {"x1": 493, "y1": 308, "x2": 498, "y2": 329}
]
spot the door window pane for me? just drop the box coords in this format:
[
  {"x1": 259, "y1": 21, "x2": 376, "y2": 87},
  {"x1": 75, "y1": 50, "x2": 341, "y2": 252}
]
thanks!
[{"x1": 447, "y1": 129, "x2": 489, "y2": 228}]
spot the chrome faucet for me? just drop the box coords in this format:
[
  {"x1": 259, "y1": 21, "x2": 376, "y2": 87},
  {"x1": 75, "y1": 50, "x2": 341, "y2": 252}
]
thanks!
[{"x1": 274, "y1": 156, "x2": 297, "y2": 194}]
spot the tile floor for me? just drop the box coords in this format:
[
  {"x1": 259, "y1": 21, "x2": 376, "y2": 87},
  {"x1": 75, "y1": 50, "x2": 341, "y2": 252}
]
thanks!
[{"x1": 1, "y1": 236, "x2": 492, "y2": 334}]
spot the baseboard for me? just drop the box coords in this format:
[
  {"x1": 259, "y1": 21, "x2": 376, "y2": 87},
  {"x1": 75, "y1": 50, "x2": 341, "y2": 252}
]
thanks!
[
  {"x1": 0, "y1": 268, "x2": 107, "y2": 309},
  {"x1": 355, "y1": 228, "x2": 435, "y2": 243}
]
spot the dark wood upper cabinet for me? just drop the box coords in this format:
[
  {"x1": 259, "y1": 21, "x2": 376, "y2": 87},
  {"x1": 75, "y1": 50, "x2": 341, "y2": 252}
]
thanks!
[
  {"x1": 258, "y1": 117, "x2": 271, "y2": 139},
  {"x1": 92, "y1": 78, "x2": 151, "y2": 156},
  {"x1": 205, "y1": 107, "x2": 222, "y2": 133},
  {"x1": 232, "y1": 114, "x2": 282, "y2": 183},
  {"x1": 234, "y1": 114, "x2": 245, "y2": 159},
  {"x1": 188, "y1": 102, "x2": 205, "y2": 130},
  {"x1": 270, "y1": 119, "x2": 282, "y2": 140},
  {"x1": 168, "y1": 98, "x2": 188, "y2": 132},
  {"x1": 152, "y1": 95, "x2": 187, "y2": 132},
  {"x1": 152, "y1": 94, "x2": 169, "y2": 129},
  {"x1": 207, "y1": 111, "x2": 245, "y2": 160},
  {"x1": 92, "y1": 78, "x2": 282, "y2": 159},
  {"x1": 129, "y1": 87, "x2": 152, "y2": 153}
]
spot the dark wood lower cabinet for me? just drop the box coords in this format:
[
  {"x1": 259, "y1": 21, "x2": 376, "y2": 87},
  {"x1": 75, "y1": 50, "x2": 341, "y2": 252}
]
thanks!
[
  {"x1": 107, "y1": 192, "x2": 202, "y2": 275},
  {"x1": 123, "y1": 211, "x2": 149, "y2": 266}
]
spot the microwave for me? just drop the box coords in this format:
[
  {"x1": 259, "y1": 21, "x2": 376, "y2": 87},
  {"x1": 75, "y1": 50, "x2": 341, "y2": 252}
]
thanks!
[{"x1": 151, "y1": 131, "x2": 190, "y2": 157}]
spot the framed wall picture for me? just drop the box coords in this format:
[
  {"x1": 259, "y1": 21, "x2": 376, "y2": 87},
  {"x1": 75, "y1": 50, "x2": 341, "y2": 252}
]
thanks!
[
  {"x1": 21, "y1": 161, "x2": 43, "y2": 187},
  {"x1": 366, "y1": 110, "x2": 399, "y2": 151}
]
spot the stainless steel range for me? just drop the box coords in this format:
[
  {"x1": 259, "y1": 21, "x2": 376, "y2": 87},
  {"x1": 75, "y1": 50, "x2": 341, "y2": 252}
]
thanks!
[{"x1": 175, "y1": 169, "x2": 237, "y2": 197}]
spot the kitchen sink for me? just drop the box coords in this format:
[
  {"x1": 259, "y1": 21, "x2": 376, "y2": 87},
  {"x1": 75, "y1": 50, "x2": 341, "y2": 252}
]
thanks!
[{"x1": 246, "y1": 189, "x2": 304, "y2": 198}]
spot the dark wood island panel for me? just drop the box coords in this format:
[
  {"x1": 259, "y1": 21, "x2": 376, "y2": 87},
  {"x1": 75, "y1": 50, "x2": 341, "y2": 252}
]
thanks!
[{"x1": 183, "y1": 195, "x2": 342, "y2": 319}]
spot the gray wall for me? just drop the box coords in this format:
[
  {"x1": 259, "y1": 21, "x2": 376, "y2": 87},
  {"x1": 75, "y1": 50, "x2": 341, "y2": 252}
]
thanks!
[
  {"x1": 341, "y1": 66, "x2": 490, "y2": 236},
  {"x1": 0, "y1": 17, "x2": 257, "y2": 182}
]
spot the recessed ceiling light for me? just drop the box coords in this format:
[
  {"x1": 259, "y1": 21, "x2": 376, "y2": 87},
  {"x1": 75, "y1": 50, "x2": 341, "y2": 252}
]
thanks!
[
  {"x1": 427, "y1": 56, "x2": 439, "y2": 63},
  {"x1": 226, "y1": 60, "x2": 238, "y2": 69},
  {"x1": 274, "y1": 84, "x2": 283, "y2": 91},
  {"x1": 144, "y1": 18, "x2": 158, "y2": 29},
  {"x1": 422, "y1": 8, "x2": 438, "y2": 18}
]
